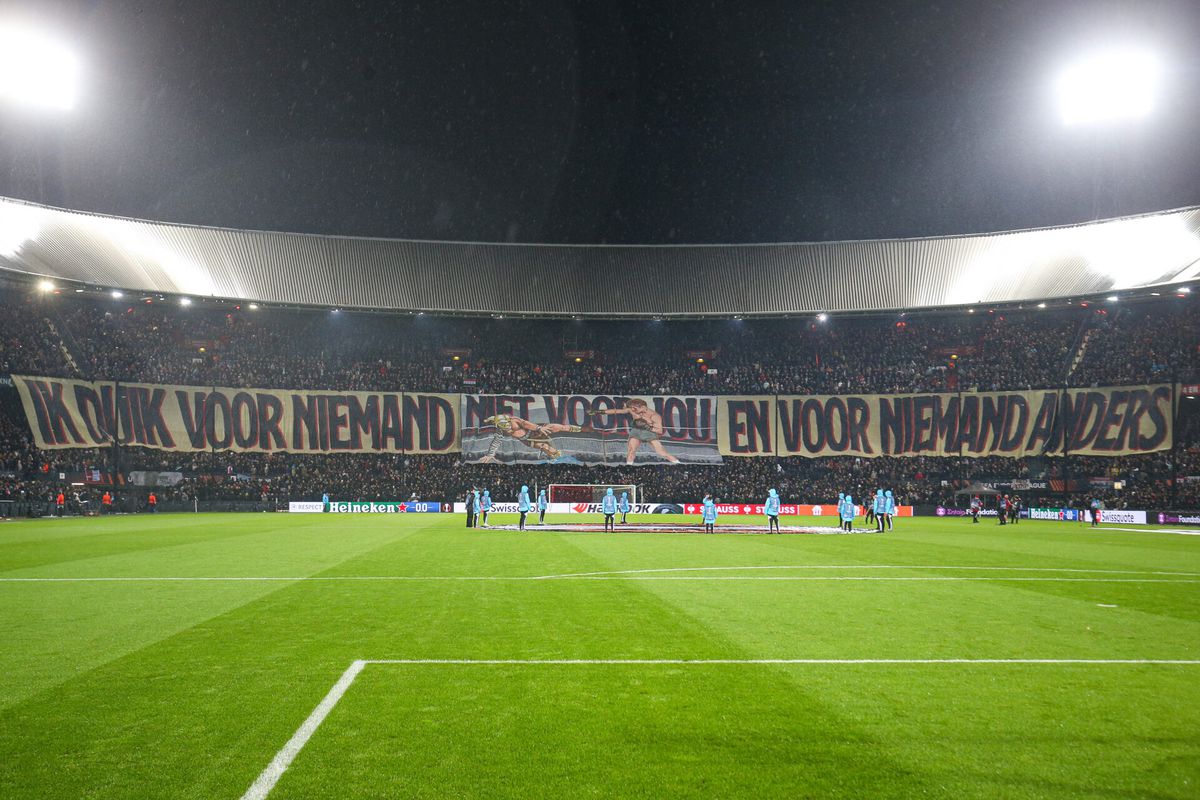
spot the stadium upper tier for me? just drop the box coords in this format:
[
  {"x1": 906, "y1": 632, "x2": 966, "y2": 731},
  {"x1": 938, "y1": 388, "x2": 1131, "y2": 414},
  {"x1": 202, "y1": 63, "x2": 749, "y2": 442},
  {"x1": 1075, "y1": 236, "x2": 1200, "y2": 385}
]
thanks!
[{"x1": 1, "y1": 196, "x2": 1199, "y2": 316}]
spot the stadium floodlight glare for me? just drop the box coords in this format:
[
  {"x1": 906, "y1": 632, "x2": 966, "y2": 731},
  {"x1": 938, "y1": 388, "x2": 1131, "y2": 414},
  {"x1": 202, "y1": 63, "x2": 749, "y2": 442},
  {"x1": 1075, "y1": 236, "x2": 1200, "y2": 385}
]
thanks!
[
  {"x1": 817, "y1": 313, "x2": 829, "y2": 322},
  {"x1": 37, "y1": 279, "x2": 54, "y2": 291},
  {"x1": 1180, "y1": 287, "x2": 1192, "y2": 294},
  {"x1": 111, "y1": 290, "x2": 123, "y2": 299},
  {"x1": 1055, "y1": 48, "x2": 1161, "y2": 126},
  {"x1": 0, "y1": 24, "x2": 81, "y2": 111},
  {"x1": 179, "y1": 297, "x2": 192, "y2": 306},
  {"x1": 1037, "y1": 302, "x2": 1047, "y2": 308},
  {"x1": 1107, "y1": 295, "x2": 1119, "y2": 302},
  {"x1": 248, "y1": 302, "x2": 258, "y2": 309}
]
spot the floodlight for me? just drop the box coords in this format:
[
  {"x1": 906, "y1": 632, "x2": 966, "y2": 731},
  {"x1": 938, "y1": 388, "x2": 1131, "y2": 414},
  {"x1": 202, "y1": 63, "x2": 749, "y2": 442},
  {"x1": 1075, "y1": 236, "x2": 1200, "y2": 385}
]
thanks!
[
  {"x1": 111, "y1": 290, "x2": 123, "y2": 299},
  {"x1": 1037, "y1": 302, "x2": 1047, "y2": 308},
  {"x1": 179, "y1": 297, "x2": 192, "y2": 306},
  {"x1": 37, "y1": 279, "x2": 54, "y2": 291},
  {"x1": 1179, "y1": 287, "x2": 1192, "y2": 294},
  {"x1": 1056, "y1": 48, "x2": 1160, "y2": 126},
  {"x1": 248, "y1": 303, "x2": 258, "y2": 309},
  {"x1": 1107, "y1": 295, "x2": 1119, "y2": 302},
  {"x1": 0, "y1": 24, "x2": 80, "y2": 111},
  {"x1": 817, "y1": 313, "x2": 828, "y2": 322}
]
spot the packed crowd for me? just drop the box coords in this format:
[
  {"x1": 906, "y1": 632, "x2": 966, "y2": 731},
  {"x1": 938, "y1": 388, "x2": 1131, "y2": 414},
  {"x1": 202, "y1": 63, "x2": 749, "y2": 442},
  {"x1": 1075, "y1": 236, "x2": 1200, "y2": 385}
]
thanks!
[{"x1": 5, "y1": 286, "x2": 1197, "y2": 395}]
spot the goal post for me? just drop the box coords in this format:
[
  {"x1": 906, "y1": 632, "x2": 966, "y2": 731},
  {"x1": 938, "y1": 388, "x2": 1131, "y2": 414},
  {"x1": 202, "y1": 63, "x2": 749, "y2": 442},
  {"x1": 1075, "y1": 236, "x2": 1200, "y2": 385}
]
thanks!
[{"x1": 547, "y1": 484, "x2": 638, "y2": 505}]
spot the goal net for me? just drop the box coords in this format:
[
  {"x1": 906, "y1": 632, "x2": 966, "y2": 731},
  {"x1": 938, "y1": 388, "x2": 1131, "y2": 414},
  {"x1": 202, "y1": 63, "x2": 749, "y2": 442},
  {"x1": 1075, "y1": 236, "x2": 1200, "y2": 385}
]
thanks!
[{"x1": 548, "y1": 484, "x2": 638, "y2": 504}]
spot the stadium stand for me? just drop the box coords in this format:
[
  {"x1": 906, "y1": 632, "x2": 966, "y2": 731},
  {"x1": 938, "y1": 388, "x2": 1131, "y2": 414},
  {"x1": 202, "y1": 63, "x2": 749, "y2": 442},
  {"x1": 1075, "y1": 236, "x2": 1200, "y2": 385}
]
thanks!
[{"x1": 2, "y1": 280, "x2": 1199, "y2": 515}]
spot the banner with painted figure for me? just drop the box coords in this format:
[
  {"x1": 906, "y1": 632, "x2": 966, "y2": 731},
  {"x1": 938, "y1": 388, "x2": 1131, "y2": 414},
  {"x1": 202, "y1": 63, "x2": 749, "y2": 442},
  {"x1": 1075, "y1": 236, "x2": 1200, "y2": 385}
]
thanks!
[
  {"x1": 460, "y1": 394, "x2": 721, "y2": 465},
  {"x1": 719, "y1": 385, "x2": 1172, "y2": 458},
  {"x1": 12, "y1": 375, "x2": 459, "y2": 454}
]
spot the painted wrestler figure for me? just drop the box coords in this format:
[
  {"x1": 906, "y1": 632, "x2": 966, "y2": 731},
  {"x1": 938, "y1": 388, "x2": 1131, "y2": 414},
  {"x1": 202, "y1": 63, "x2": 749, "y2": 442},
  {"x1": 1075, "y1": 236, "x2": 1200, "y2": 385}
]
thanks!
[
  {"x1": 588, "y1": 399, "x2": 680, "y2": 464},
  {"x1": 479, "y1": 414, "x2": 582, "y2": 462}
]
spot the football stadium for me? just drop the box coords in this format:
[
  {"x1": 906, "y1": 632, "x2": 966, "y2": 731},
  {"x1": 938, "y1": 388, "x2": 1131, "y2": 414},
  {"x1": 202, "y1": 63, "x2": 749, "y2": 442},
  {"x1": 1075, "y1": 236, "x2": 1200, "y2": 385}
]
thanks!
[{"x1": 2, "y1": 4, "x2": 1199, "y2": 798}]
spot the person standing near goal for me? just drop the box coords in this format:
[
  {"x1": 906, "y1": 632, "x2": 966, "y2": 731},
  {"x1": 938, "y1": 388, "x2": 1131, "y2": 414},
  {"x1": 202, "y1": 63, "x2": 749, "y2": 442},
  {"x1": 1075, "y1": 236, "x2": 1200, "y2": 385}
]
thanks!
[
  {"x1": 518, "y1": 485, "x2": 532, "y2": 531},
  {"x1": 480, "y1": 489, "x2": 492, "y2": 528},
  {"x1": 618, "y1": 491, "x2": 631, "y2": 525},
  {"x1": 601, "y1": 487, "x2": 617, "y2": 532},
  {"x1": 840, "y1": 493, "x2": 855, "y2": 532},
  {"x1": 764, "y1": 488, "x2": 781, "y2": 533},
  {"x1": 884, "y1": 490, "x2": 895, "y2": 530},
  {"x1": 702, "y1": 496, "x2": 718, "y2": 533},
  {"x1": 537, "y1": 488, "x2": 548, "y2": 524}
]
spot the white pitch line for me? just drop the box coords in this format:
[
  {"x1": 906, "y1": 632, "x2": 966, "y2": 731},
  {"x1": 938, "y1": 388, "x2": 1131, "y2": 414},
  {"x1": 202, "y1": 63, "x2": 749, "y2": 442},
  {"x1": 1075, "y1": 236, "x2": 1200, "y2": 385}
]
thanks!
[
  {"x1": 528, "y1": 564, "x2": 1200, "y2": 579},
  {"x1": 542, "y1": 577, "x2": 1200, "y2": 583},
  {"x1": 364, "y1": 658, "x2": 1200, "y2": 665},
  {"x1": 240, "y1": 659, "x2": 367, "y2": 800},
  {"x1": 1, "y1": 576, "x2": 1198, "y2": 584},
  {"x1": 238, "y1": 656, "x2": 1200, "y2": 799},
  {"x1": 1092, "y1": 527, "x2": 1200, "y2": 536},
  {"x1": 1, "y1": 569, "x2": 1199, "y2": 584}
]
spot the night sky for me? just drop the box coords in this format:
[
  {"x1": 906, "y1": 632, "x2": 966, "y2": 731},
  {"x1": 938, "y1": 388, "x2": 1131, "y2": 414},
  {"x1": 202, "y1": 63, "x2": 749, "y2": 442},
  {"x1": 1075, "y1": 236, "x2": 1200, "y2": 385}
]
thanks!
[{"x1": 2, "y1": 0, "x2": 1199, "y2": 244}]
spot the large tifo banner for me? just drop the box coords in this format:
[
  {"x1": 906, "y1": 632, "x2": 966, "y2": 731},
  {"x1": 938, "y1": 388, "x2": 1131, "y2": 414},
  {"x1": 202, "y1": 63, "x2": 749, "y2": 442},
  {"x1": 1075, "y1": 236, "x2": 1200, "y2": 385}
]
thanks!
[
  {"x1": 11, "y1": 376, "x2": 1172, "y2": 460},
  {"x1": 13, "y1": 376, "x2": 458, "y2": 454},
  {"x1": 460, "y1": 394, "x2": 721, "y2": 466},
  {"x1": 719, "y1": 385, "x2": 1173, "y2": 458}
]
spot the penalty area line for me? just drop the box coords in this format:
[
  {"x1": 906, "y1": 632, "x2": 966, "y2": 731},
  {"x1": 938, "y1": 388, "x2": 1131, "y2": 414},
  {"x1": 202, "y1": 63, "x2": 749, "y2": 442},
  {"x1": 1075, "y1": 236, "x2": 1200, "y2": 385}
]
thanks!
[{"x1": 240, "y1": 657, "x2": 1200, "y2": 799}]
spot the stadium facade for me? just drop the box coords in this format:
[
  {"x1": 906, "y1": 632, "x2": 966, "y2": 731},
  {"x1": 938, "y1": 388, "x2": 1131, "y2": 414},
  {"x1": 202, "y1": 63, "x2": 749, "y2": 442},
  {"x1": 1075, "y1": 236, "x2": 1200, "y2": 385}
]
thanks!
[{"x1": 1, "y1": 195, "x2": 1198, "y2": 317}]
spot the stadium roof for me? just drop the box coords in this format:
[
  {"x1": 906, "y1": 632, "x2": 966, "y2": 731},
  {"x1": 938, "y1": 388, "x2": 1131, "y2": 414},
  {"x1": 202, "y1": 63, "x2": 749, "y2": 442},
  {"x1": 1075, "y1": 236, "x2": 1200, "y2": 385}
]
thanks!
[{"x1": 1, "y1": 195, "x2": 1198, "y2": 318}]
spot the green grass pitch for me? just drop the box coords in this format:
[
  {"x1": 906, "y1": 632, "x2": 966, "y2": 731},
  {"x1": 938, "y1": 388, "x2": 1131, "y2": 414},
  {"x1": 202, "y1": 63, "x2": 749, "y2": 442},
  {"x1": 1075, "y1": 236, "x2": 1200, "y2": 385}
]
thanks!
[{"x1": 1, "y1": 512, "x2": 1198, "y2": 799}]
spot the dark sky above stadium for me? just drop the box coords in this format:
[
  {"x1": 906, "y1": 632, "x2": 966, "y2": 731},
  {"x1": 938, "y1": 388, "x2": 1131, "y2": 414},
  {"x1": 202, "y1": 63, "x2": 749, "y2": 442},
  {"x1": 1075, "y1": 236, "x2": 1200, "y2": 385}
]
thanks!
[{"x1": 2, "y1": 0, "x2": 1199, "y2": 244}]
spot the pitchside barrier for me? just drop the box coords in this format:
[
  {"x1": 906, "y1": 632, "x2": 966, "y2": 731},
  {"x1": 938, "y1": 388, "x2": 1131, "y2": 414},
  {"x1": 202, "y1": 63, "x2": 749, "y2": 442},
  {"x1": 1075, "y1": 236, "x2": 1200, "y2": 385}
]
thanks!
[
  {"x1": 927, "y1": 506, "x2": 1165, "y2": 525},
  {"x1": 677, "y1": 503, "x2": 913, "y2": 517},
  {"x1": 289, "y1": 501, "x2": 445, "y2": 513},
  {"x1": 443, "y1": 501, "x2": 913, "y2": 516},
  {"x1": 1157, "y1": 512, "x2": 1200, "y2": 525}
]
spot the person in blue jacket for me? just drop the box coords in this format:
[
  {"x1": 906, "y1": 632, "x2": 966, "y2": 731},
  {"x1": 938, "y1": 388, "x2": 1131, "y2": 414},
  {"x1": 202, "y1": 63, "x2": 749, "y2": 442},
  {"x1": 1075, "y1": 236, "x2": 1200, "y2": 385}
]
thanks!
[
  {"x1": 841, "y1": 493, "x2": 855, "y2": 532},
  {"x1": 518, "y1": 485, "x2": 532, "y2": 531},
  {"x1": 618, "y1": 491, "x2": 631, "y2": 525},
  {"x1": 873, "y1": 489, "x2": 886, "y2": 532},
  {"x1": 764, "y1": 488, "x2": 781, "y2": 533},
  {"x1": 537, "y1": 489, "x2": 548, "y2": 525},
  {"x1": 472, "y1": 489, "x2": 482, "y2": 528},
  {"x1": 480, "y1": 489, "x2": 492, "y2": 528},
  {"x1": 884, "y1": 489, "x2": 896, "y2": 531},
  {"x1": 702, "y1": 496, "x2": 718, "y2": 533},
  {"x1": 601, "y1": 487, "x2": 618, "y2": 532}
]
